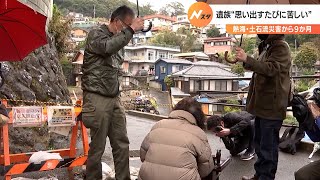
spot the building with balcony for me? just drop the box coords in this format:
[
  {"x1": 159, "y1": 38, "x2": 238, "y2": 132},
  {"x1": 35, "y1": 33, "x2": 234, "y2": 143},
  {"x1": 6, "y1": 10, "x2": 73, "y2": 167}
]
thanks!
[
  {"x1": 71, "y1": 50, "x2": 139, "y2": 88},
  {"x1": 69, "y1": 21, "x2": 97, "y2": 46},
  {"x1": 143, "y1": 14, "x2": 176, "y2": 30},
  {"x1": 204, "y1": 37, "x2": 236, "y2": 58},
  {"x1": 172, "y1": 15, "x2": 201, "y2": 36},
  {"x1": 173, "y1": 52, "x2": 209, "y2": 62},
  {"x1": 125, "y1": 44, "x2": 181, "y2": 76},
  {"x1": 70, "y1": 27, "x2": 89, "y2": 44}
]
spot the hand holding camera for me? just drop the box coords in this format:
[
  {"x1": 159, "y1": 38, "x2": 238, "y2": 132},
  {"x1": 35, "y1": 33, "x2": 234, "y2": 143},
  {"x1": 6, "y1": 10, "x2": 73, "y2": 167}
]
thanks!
[{"x1": 215, "y1": 127, "x2": 231, "y2": 137}]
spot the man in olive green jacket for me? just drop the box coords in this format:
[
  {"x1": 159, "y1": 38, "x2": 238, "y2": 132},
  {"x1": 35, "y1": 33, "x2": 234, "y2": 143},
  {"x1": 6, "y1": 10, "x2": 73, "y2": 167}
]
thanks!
[
  {"x1": 81, "y1": 6, "x2": 143, "y2": 180},
  {"x1": 235, "y1": 34, "x2": 291, "y2": 180}
]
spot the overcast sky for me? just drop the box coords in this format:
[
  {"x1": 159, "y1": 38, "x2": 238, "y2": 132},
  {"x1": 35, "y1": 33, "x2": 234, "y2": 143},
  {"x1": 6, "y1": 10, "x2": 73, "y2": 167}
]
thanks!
[{"x1": 129, "y1": 0, "x2": 196, "y2": 12}]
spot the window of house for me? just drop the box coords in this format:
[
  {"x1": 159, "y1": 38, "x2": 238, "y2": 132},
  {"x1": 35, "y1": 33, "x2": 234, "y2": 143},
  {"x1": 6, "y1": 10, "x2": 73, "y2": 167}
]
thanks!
[
  {"x1": 211, "y1": 42, "x2": 214, "y2": 46},
  {"x1": 172, "y1": 65, "x2": 180, "y2": 73},
  {"x1": 168, "y1": 54, "x2": 173, "y2": 59},
  {"x1": 148, "y1": 51, "x2": 154, "y2": 60},
  {"x1": 160, "y1": 66, "x2": 166, "y2": 74},
  {"x1": 159, "y1": 52, "x2": 167, "y2": 59},
  {"x1": 194, "y1": 80, "x2": 200, "y2": 92},
  {"x1": 215, "y1": 81, "x2": 221, "y2": 90},
  {"x1": 215, "y1": 80, "x2": 227, "y2": 91},
  {"x1": 183, "y1": 66, "x2": 189, "y2": 69},
  {"x1": 142, "y1": 53, "x2": 144, "y2": 56},
  {"x1": 221, "y1": 81, "x2": 227, "y2": 90},
  {"x1": 134, "y1": 52, "x2": 137, "y2": 56}
]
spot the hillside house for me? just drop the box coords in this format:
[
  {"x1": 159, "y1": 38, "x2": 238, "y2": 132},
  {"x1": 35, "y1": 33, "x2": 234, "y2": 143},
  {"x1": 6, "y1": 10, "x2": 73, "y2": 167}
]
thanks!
[{"x1": 155, "y1": 59, "x2": 193, "y2": 91}]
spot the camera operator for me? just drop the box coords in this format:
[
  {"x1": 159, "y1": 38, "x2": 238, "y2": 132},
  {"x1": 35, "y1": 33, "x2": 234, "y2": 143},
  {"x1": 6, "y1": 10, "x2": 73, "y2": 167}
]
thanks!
[{"x1": 207, "y1": 111, "x2": 255, "y2": 161}]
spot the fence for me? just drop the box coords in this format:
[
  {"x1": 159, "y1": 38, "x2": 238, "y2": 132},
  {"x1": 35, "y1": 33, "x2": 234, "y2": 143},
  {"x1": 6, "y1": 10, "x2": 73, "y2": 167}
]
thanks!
[{"x1": 196, "y1": 75, "x2": 319, "y2": 120}]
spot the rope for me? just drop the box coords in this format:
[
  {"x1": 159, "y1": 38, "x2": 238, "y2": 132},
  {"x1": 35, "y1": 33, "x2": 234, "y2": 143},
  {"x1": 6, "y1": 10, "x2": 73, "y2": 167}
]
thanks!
[
  {"x1": 2, "y1": 98, "x2": 73, "y2": 106},
  {"x1": 1, "y1": 93, "x2": 243, "y2": 108}
]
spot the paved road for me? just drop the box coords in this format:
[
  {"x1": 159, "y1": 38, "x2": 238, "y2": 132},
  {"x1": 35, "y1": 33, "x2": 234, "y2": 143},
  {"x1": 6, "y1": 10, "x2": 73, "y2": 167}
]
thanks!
[{"x1": 10, "y1": 114, "x2": 320, "y2": 180}]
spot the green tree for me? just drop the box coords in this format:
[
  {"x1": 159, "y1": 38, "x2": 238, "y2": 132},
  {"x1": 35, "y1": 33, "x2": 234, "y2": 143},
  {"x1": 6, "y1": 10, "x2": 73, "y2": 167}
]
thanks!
[
  {"x1": 206, "y1": 27, "x2": 220, "y2": 38},
  {"x1": 294, "y1": 69, "x2": 316, "y2": 93},
  {"x1": 191, "y1": 42, "x2": 204, "y2": 52},
  {"x1": 285, "y1": 34, "x2": 320, "y2": 49},
  {"x1": 216, "y1": 52, "x2": 235, "y2": 65},
  {"x1": 159, "y1": 2, "x2": 185, "y2": 16},
  {"x1": 54, "y1": 0, "x2": 155, "y2": 18},
  {"x1": 75, "y1": 40, "x2": 86, "y2": 51},
  {"x1": 223, "y1": 99, "x2": 241, "y2": 114},
  {"x1": 231, "y1": 63, "x2": 244, "y2": 76},
  {"x1": 150, "y1": 28, "x2": 197, "y2": 52},
  {"x1": 242, "y1": 37, "x2": 257, "y2": 55},
  {"x1": 283, "y1": 115, "x2": 298, "y2": 126},
  {"x1": 164, "y1": 76, "x2": 174, "y2": 91},
  {"x1": 49, "y1": 4, "x2": 72, "y2": 58},
  {"x1": 60, "y1": 56, "x2": 73, "y2": 85},
  {"x1": 294, "y1": 42, "x2": 319, "y2": 71},
  {"x1": 139, "y1": 3, "x2": 156, "y2": 16}
]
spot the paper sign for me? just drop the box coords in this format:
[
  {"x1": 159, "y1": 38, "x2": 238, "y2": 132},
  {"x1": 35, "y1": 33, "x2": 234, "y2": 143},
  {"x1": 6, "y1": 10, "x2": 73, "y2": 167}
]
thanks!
[
  {"x1": 12, "y1": 106, "x2": 43, "y2": 127},
  {"x1": 47, "y1": 106, "x2": 76, "y2": 127}
]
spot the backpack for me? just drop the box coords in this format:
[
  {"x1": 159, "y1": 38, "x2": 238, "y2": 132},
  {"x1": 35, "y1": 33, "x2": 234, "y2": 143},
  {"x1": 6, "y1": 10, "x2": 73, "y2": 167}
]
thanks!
[
  {"x1": 291, "y1": 94, "x2": 314, "y2": 131},
  {"x1": 279, "y1": 127, "x2": 305, "y2": 155}
]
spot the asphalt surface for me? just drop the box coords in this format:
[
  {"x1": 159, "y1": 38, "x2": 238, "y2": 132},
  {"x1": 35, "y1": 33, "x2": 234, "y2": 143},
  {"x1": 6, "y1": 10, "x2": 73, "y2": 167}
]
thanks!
[
  {"x1": 114, "y1": 115, "x2": 319, "y2": 180},
  {"x1": 7, "y1": 114, "x2": 320, "y2": 180}
]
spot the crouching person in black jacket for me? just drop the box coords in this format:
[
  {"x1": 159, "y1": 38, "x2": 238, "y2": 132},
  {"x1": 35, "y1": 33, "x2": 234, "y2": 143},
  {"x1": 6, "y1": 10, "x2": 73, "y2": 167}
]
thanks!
[{"x1": 207, "y1": 111, "x2": 255, "y2": 161}]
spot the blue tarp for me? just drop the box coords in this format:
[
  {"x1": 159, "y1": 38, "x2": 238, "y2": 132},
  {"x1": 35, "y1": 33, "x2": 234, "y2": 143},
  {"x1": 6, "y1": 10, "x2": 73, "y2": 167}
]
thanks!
[{"x1": 197, "y1": 97, "x2": 209, "y2": 103}]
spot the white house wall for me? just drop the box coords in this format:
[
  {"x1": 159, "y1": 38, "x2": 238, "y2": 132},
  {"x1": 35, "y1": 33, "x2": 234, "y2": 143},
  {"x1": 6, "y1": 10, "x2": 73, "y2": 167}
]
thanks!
[{"x1": 227, "y1": 80, "x2": 232, "y2": 91}]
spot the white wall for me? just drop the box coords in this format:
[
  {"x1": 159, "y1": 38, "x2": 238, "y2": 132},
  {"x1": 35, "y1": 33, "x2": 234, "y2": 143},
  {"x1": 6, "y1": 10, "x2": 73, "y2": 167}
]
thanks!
[
  {"x1": 129, "y1": 63, "x2": 152, "y2": 75},
  {"x1": 227, "y1": 80, "x2": 233, "y2": 91}
]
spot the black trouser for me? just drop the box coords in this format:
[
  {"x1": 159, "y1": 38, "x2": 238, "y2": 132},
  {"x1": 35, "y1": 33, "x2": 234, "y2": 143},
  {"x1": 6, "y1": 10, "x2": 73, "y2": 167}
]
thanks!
[
  {"x1": 254, "y1": 117, "x2": 283, "y2": 180},
  {"x1": 295, "y1": 160, "x2": 320, "y2": 180},
  {"x1": 223, "y1": 120, "x2": 255, "y2": 156}
]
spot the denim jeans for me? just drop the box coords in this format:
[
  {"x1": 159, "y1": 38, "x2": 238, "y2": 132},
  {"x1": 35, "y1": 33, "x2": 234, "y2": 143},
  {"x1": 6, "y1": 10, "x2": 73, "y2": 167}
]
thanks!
[{"x1": 254, "y1": 117, "x2": 283, "y2": 180}]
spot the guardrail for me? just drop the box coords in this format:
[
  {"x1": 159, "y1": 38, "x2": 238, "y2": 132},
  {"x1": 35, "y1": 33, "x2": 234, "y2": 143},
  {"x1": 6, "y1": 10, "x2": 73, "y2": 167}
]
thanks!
[
  {"x1": 196, "y1": 75, "x2": 318, "y2": 119},
  {"x1": 199, "y1": 75, "x2": 320, "y2": 81}
]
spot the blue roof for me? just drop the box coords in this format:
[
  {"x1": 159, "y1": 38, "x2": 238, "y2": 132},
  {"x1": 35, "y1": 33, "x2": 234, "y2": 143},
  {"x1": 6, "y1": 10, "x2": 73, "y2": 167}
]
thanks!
[{"x1": 239, "y1": 80, "x2": 249, "y2": 86}]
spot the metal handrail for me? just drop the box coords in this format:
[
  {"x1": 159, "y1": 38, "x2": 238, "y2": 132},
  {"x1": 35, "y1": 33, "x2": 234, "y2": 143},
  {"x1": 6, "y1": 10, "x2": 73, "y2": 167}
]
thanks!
[
  {"x1": 198, "y1": 90, "x2": 248, "y2": 94},
  {"x1": 199, "y1": 75, "x2": 320, "y2": 81}
]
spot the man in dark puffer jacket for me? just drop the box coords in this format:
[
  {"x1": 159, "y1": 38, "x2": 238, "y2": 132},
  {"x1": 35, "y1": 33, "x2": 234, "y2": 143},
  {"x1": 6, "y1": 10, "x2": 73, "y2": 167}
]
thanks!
[{"x1": 207, "y1": 111, "x2": 255, "y2": 161}]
